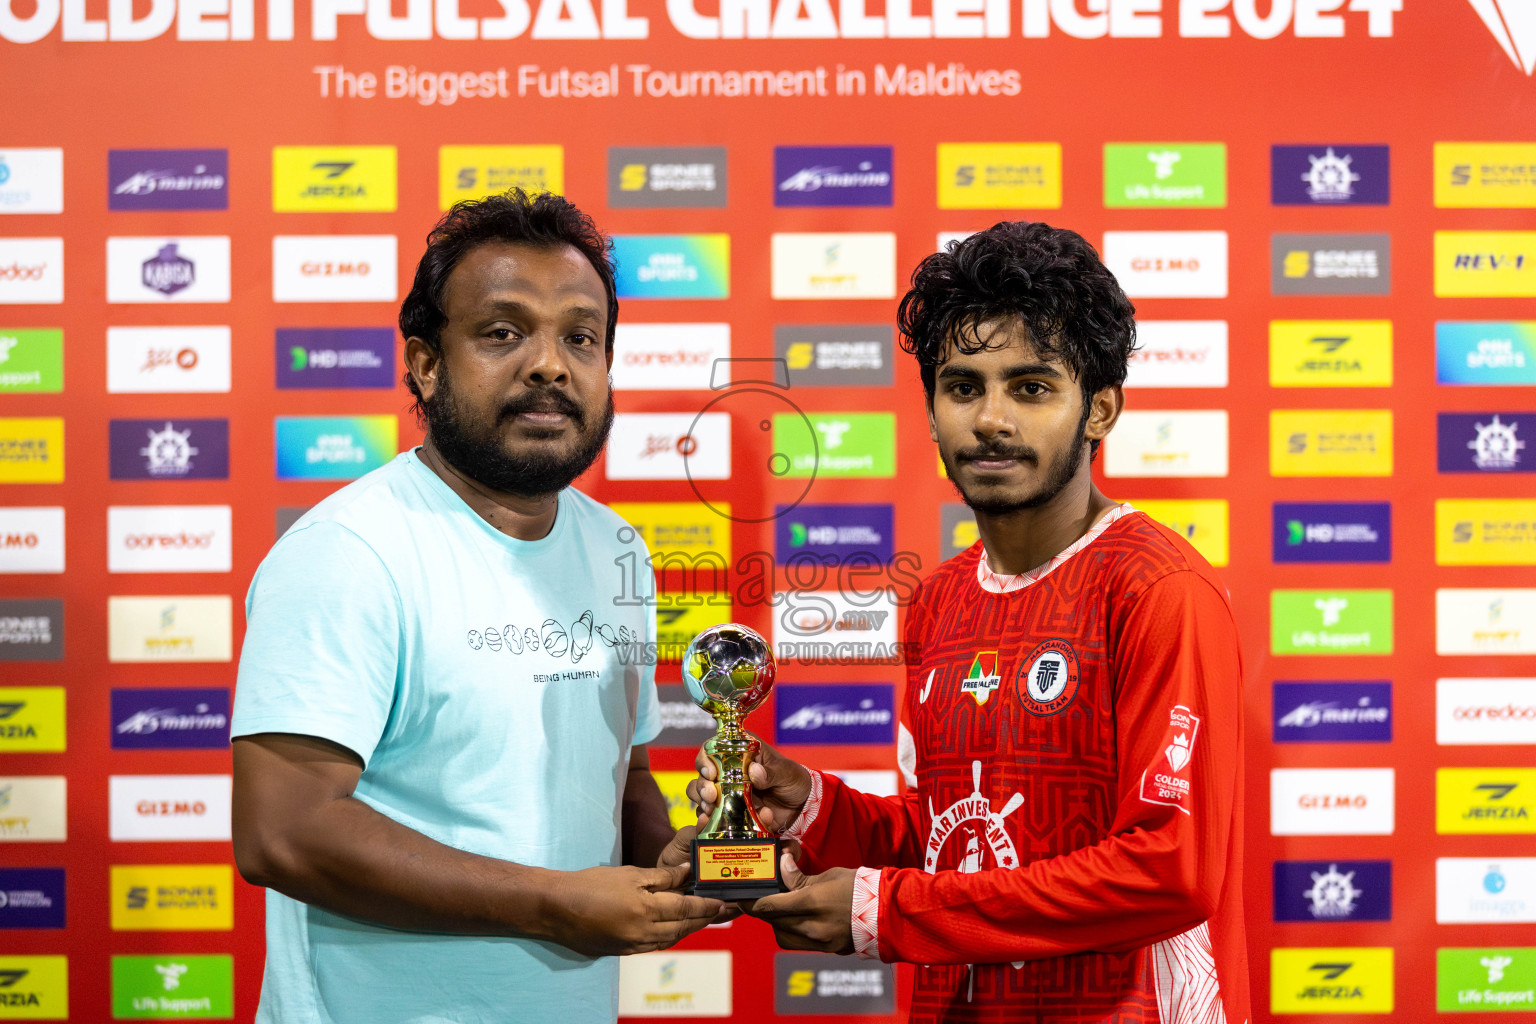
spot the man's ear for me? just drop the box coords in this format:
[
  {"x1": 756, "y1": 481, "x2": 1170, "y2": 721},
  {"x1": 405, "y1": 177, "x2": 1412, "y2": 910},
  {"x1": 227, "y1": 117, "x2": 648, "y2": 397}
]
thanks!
[
  {"x1": 1084, "y1": 386, "x2": 1124, "y2": 443},
  {"x1": 925, "y1": 392, "x2": 938, "y2": 444},
  {"x1": 404, "y1": 337, "x2": 439, "y2": 403}
]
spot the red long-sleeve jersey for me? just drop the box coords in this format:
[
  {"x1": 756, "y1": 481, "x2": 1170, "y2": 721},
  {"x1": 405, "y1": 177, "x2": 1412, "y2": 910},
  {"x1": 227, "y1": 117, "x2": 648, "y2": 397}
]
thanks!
[{"x1": 793, "y1": 505, "x2": 1250, "y2": 1024}]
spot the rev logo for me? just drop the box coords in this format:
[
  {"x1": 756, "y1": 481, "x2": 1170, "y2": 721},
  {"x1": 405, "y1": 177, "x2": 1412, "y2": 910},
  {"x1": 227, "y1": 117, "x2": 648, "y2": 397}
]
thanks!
[{"x1": 1467, "y1": 0, "x2": 1536, "y2": 74}]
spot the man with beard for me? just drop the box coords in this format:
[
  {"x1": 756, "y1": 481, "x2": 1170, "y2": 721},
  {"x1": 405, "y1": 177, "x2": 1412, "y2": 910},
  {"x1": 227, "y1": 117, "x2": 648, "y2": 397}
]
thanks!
[
  {"x1": 232, "y1": 190, "x2": 722, "y2": 1024},
  {"x1": 690, "y1": 222, "x2": 1250, "y2": 1023}
]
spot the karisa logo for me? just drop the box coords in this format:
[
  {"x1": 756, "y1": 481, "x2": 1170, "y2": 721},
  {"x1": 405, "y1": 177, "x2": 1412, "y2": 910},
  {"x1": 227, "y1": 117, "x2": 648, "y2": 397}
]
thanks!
[
  {"x1": 1303, "y1": 148, "x2": 1361, "y2": 202},
  {"x1": 142, "y1": 244, "x2": 194, "y2": 296},
  {"x1": 1467, "y1": 0, "x2": 1536, "y2": 74},
  {"x1": 1147, "y1": 150, "x2": 1180, "y2": 179}
]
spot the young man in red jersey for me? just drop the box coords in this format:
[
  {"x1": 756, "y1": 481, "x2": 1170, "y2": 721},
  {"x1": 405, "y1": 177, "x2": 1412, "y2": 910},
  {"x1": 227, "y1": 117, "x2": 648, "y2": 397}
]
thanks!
[{"x1": 688, "y1": 222, "x2": 1250, "y2": 1023}]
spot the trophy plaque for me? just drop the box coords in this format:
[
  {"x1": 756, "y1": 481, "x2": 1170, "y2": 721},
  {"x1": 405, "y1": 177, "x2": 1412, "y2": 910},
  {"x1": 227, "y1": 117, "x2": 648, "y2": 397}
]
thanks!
[{"x1": 682, "y1": 623, "x2": 786, "y2": 900}]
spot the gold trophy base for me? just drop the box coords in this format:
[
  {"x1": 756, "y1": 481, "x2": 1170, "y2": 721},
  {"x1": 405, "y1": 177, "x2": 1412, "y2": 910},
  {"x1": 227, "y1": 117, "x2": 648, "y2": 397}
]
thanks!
[{"x1": 689, "y1": 836, "x2": 785, "y2": 900}]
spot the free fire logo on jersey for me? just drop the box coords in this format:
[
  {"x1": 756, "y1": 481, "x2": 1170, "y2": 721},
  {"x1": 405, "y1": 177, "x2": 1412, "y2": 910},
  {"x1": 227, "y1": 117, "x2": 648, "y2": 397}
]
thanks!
[
  {"x1": 1141, "y1": 705, "x2": 1201, "y2": 816},
  {"x1": 959, "y1": 651, "x2": 1002, "y2": 706},
  {"x1": 1015, "y1": 639, "x2": 1079, "y2": 715}
]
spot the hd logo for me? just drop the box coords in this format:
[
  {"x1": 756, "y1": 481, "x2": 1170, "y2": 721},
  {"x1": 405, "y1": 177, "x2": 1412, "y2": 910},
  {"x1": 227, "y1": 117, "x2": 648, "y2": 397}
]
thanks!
[
  {"x1": 273, "y1": 146, "x2": 396, "y2": 212},
  {"x1": 1271, "y1": 948, "x2": 1393, "y2": 1014}
]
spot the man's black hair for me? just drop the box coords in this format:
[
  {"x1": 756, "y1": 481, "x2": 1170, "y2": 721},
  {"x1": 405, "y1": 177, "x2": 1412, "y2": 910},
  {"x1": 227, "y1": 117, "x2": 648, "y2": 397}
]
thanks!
[
  {"x1": 399, "y1": 189, "x2": 618, "y2": 414},
  {"x1": 897, "y1": 221, "x2": 1137, "y2": 454}
]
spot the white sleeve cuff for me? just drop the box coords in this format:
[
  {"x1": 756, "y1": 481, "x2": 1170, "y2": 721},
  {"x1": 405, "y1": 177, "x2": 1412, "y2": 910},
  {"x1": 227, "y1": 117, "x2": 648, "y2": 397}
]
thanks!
[
  {"x1": 779, "y1": 769, "x2": 824, "y2": 841},
  {"x1": 851, "y1": 866, "x2": 882, "y2": 960}
]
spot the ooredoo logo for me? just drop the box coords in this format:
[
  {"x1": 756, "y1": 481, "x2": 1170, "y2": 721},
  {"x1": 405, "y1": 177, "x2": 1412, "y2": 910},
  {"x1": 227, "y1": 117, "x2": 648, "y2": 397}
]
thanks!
[
  {"x1": 107, "y1": 507, "x2": 231, "y2": 574},
  {"x1": 0, "y1": 240, "x2": 63, "y2": 305},
  {"x1": 1438, "y1": 678, "x2": 1536, "y2": 745},
  {"x1": 611, "y1": 324, "x2": 729, "y2": 391}
]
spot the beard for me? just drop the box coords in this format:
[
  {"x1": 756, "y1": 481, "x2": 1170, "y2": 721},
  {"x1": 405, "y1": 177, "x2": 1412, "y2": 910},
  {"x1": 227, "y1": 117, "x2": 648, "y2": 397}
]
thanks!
[
  {"x1": 423, "y1": 361, "x2": 615, "y2": 498},
  {"x1": 940, "y1": 407, "x2": 1089, "y2": 516}
]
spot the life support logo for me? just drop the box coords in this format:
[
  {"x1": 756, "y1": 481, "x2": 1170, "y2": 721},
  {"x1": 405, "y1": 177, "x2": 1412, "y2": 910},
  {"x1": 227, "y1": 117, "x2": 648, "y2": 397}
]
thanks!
[
  {"x1": 1015, "y1": 638, "x2": 1079, "y2": 715},
  {"x1": 922, "y1": 760, "x2": 1024, "y2": 874},
  {"x1": 1140, "y1": 704, "x2": 1200, "y2": 816}
]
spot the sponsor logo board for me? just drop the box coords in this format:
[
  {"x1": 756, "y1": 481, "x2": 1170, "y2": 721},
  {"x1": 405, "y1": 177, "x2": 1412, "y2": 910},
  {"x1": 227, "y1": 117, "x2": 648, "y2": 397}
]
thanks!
[
  {"x1": 111, "y1": 688, "x2": 230, "y2": 751},
  {"x1": 0, "y1": 507, "x2": 65, "y2": 573},
  {"x1": 1270, "y1": 409, "x2": 1393, "y2": 477},
  {"x1": 774, "y1": 146, "x2": 892, "y2": 207},
  {"x1": 109, "y1": 149, "x2": 227, "y2": 211},
  {"x1": 0, "y1": 686, "x2": 65, "y2": 752},
  {"x1": 775, "y1": 684, "x2": 895, "y2": 745},
  {"x1": 109, "y1": 419, "x2": 229, "y2": 481},
  {"x1": 272, "y1": 145, "x2": 396, "y2": 212},
  {"x1": 1102, "y1": 231, "x2": 1228, "y2": 298},
  {"x1": 774, "y1": 325, "x2": 893, "y2": 388},
  {"x1": 1436, "y1": 144, "x2": 1536, "y2": 208},
  {"x1": 0, "y1": 776, "x2": 67, "y2": 842},
  {"x1": 609, "y1": 146, "x2": 726, "y2": 208},
  {"x1": 836, "y1": 770, "x2": 899, "y2": 796},
  {"x1": 1123, "y1": 321, "x2": 1228, "y2": 388},
  {"x1": 1438, "y1": 768, "x2": 1536, "y2": 834},
  {"x1": 0, "y1": 599, "x2": 63, "y2": 662},
  {"x1": 1270, "y1": 768, "x2": 1395, "y2": 835},
  {"x1": 0, "y1": 956, "x2": 67, "y2": 1018},
  {"x1": 108, "y1": 596, "x2": 232, "y2": 663},
  {"x1": 0, "y1": 868, "x2": 65, "y2": 929},
  {"x1": 1436, "y1": 231, "x2": 1536, "y2": 297},
  {"x1": 654, "y1": 600, "x2": 731, "y2": 659},
  {"x1": 107, "y1": 237, "x2": 229, "y2": 304},
  {"x1": 652, "y1": 684, "x2": 717, "y2": 750},
  {"x1": 605, "y1": 413, "x2": 730, "y2": 481},
  {"x1": 775, "y1": 953, "x2": 896, "y2": 1015},
  {"x1": 1272, "y1": 502, "x2": 1391, "y2": 563},
  {"x1": 1437, "y1": 322, "x2": 1536, "y2": 385},
  {"x1": 1437, "y1": 858, "x2": 1536, "y2": 924},
  {"x1": 106, "y1": 326, "x2": 231, "y2": 394},
  {"x1": 939, "y1": 503, "x2": 978, "y2": 561},
  {"x1": 1273, "y1": 860, "x2": 1391, "y2": 922},
  {"x1": 1438, "y1": 679, "x2": 1536, "y2": 746},
  {"x1": 1273, "y1": 681, "x2": 1391, "y2": 743},
  {"x1": 276, "y1": 328, "x2": 395, "y2": 389},
  {"x1": 611, "y1": 323, "x2": 729, "y2": 391},
  {"x1": 1104, "y1": 410, "x2": 1228, "y2": 478},
  {"x1": 1104, "y1": 143, "x2": 1225, "y2": 208},
  {"x1": 275, "y1": 507, "x2": 308, "y2": 539},
  {"x1": 773, "y1": 413, "x2": 895, "y2": 478},
  {"x1": 274, "y1": 415, "x2": 397, "y2": 480},
  {"x1": 936, "y1": 143, "x2": 1061, "y2": 209},
  {"x1": 1271, "y1": 590, "x2": 1392, "y2": 655},
  {"x1": 0, "y1": 328, "x2": 62, "y2": 393},
  {"x1": 1130, "y1": 499, "x2": 1228, "y2": 567},
  {"x1": 773, "y1": 592, "x2": 899, "y2": 664},
  {"x1": 440, "y1": 145, "x2": 561, "y2": 209},
  {"x1": 771, "y1": 233, "x2": 895, "y2": 300},
  {"x1": 109, "y1": 775, "x2": 231, "y2": 842},
  {"x1": 1270, "y1": 947, "x2": 1393, "y2": 1014},
  {"x1": 609, "y1": 502, "x2": 731, "y2": 562},
  {"x1": 1438, "y1": 589, "x2": 1536, "y2": 655},
  {"x1": 110, "y1": 865, "x2": 232, "y2": 931},
  {"x1": 0, "y1": 417, "x2": 63, "y2": 483},
  {"x1": 618, "y1": 950, "x2": 732, "y2": 1017},
  {"x1": 0, "y1": 238, "x2": 63, "y2": 304},
  {"x1": 111, "y1": 954, "x2": 233, "y2": 1019},
  {"x1": 1437, "y1": 499, "x2": 1536, "y2": 565},
  {"x1": 108, "y1": 506, "x2": 232, "y2": 573},
  {"x1": 0, "y1": 149, "x2": 64, "y2": 214},
  {"x1": 1272, "y1": 233, "x2": 1390, "y2": 295},
  {"x1": 1439, "y1": 412, "x2": 1530, "y2": 473},
  {"x1": 1271, "y1": 144, "x2": 1389, "y2": 205},
  {"x1": 1269, "y1": 320, "x2": 1392, "y2": 387},
  {"x1": 1438, "y1": 947, "x2": 1536, "y2": 1013},
  {"x1": 613, "y1": 235, "x2": 729, "y2": 299},
  {"x1": 774, "y1": 504, "x2": 893, "y2": 565},
  {"x1": 272, "y1": 235, "x2": 398, "y2": 302}
]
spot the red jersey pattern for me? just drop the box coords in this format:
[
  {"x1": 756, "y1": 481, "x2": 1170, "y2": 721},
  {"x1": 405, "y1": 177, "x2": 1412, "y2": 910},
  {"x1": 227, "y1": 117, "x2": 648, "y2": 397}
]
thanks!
[{"x1": 795, "y1": 508, "x2": 1250, "y2": 1024}]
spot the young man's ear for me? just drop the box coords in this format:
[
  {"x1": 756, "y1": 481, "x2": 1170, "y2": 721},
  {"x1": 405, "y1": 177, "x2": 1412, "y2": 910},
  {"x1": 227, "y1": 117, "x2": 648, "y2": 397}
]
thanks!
[
  {"x1": 1084, "y1": 386, "x2": 1124, "y2": 444},
  {"x1": 404, "y1": 337, "x2": 439, "y2": 404}
]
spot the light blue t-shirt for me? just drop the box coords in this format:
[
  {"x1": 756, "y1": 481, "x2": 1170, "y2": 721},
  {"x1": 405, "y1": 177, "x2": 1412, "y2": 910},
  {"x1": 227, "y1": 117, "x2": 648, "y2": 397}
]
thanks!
[{"x1": 232, "y1": 450, "x2": 660, "y2": 1024}]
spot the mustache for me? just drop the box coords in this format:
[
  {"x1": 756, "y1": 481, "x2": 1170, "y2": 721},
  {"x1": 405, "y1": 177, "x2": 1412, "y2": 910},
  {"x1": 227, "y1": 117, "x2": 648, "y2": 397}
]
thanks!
[
  {"x1": 500, "y1": 388, "x2": 584, "y2": 424},
  {"x1": 955, "y1": 442, "x2": 1038, "y2": 463}
]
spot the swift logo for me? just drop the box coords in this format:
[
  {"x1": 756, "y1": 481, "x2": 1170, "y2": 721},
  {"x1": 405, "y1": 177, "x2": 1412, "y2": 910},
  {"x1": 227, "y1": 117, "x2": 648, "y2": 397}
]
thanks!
[{"x1": 1467, "y1": 0, "x2": 1536, "y2": 75}]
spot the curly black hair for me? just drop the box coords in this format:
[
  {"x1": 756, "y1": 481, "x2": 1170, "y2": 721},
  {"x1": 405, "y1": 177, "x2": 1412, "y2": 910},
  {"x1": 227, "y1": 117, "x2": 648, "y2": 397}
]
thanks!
[
  {"x1": 398, "y1": 189, "x2": 618, "y2": 415},
  {"x1": 897, "y1": 222, "x2": 1137, "y2": 451}
]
